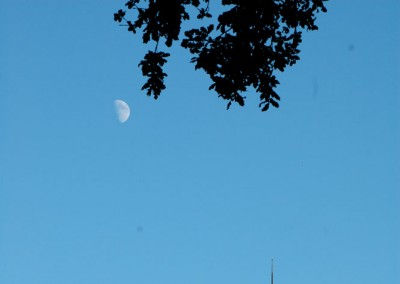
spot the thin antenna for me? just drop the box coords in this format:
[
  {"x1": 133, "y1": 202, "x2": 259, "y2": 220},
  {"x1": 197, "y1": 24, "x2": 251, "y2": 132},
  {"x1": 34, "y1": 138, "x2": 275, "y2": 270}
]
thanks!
[{"x1": 270, "y1": 259, "x2": 274, "y2": 284}]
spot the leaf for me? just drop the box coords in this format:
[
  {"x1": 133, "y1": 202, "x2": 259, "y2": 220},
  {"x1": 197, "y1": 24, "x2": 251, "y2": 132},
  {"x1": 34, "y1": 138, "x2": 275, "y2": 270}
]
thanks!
[
  {"x1": 113, "y1": 9, "x2": 125, "y2": 22},
  {"x1": 270, "y1": 99, "x2": 280, "y2": 108},
  {"x1": 261, "y1": 103, "x2": 270, "y2": 112}
]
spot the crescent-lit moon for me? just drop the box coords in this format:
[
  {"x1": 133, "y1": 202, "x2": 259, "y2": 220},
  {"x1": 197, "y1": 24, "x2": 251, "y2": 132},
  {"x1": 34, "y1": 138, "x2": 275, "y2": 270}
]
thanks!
[{"x1": 114, "y1": 99, "x2": 130, "y2": 123}]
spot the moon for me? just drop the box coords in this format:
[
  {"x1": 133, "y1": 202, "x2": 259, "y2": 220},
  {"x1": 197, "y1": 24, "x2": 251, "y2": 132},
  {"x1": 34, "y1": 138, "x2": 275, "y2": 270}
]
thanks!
[{"x1": 114, "y1": 99, "x2": 130, "y2": 123}]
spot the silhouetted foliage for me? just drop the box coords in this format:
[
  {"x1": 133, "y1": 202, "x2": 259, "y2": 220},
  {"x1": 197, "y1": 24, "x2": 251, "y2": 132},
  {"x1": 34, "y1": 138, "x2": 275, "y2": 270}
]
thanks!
[{"x1": 114, "y1": 0, "x2": 328, "y2": 111}]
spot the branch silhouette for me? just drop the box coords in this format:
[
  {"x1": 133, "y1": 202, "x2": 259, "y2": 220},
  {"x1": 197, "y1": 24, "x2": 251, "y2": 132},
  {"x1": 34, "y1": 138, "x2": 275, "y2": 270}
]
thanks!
[{"x1": 114, "y1": 0, "x2": 328, "y2": 111}]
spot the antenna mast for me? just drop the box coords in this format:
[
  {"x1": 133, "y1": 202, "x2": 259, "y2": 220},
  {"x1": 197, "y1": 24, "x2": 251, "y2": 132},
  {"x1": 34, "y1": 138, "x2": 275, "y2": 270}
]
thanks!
[{"x1": 270, "y1": 259, "x2": 274, "y2": 284}]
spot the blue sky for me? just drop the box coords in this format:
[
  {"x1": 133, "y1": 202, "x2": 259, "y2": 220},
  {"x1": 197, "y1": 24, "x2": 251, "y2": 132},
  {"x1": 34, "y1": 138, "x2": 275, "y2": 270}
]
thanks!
[{"x1": 0, "y1": 1, "x2": 399, "y2": 283}]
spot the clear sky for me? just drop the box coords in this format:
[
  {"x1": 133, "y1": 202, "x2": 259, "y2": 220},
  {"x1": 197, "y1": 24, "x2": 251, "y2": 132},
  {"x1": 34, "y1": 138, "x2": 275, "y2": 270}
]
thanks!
[{"x1": 0, "y1": 1, "x2": 399, "y2": 283}]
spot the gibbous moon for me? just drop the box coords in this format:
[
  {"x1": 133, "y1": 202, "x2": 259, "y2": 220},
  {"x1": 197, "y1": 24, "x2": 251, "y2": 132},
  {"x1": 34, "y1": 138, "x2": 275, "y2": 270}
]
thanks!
[{"x1": 114, "y1": 99, "x2": 130, "y2": 123}]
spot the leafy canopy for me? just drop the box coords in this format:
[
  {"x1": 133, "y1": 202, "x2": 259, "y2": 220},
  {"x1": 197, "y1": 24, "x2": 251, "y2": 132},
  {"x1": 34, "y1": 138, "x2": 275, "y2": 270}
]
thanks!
[{"x1": 114, "y1": 0, "x2": 328, "y2": 111}]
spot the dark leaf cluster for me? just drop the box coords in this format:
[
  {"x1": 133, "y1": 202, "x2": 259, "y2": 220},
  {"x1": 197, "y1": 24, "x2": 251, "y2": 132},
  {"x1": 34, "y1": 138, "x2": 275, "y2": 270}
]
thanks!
[
  {"x1": 138, "y1": 51, "x2": 170, "y2": 98},
  {"x1": 114, "y1": 0, "x2": 327, "y2": 111}
]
